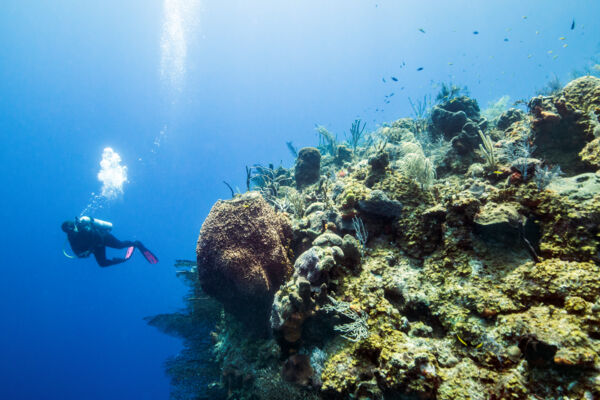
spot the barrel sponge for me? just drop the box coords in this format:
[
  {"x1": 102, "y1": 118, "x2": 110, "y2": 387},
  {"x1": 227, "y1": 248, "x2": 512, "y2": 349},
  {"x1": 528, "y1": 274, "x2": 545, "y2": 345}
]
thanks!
[{"x1": 196, "y1": 192, "x2": 293, "y2": 330}]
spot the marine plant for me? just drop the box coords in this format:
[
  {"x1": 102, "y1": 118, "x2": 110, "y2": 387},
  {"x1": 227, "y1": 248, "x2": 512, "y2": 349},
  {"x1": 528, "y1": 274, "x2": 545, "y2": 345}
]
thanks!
[
  {"x1": 146, "y1": 261, "x2": 224, "y2": 399},
  {"x1": 408, "y1": 95, "x2": 431, "y2": 137},
  {"x1": 285, "y1": 188, "x2": 306, "y2": 218},
  {"x1": 435, "y1": 82, "x2": 468, "y2": 103},
  {"x1": 482, "y1": 95, "x2": 511, "y2": 122},
  {"x1": 249, "y1": 164, "x2": 295, "y2": 212},
  {"x1": 536, "y1": 74, "x2": 562, "y2": 96},
  {"x1": 246, "y1": 165, "x2": 254, "y2": 191},
  {"x1": 322, "y1": 295, "x2": 369, "y2": 342},
  {"x1": 477, "y1": 130, "x2": 498, "y2": 170},
  {"x1": 374, "y1": 136, "x2": 389, "y2": 155},
  {"x1": 533, "y1": 164, "x2": 563, "y2": 190},
  {"x1": 501, "y1": 139, "x2": 536, "y2": 180},
  {"x1": 316, "y1": 177, "x2": 336, "y2": 209},
  {"x1": 399, "y1": 141, "x2": 423, "y2": 156},
  {"x1": 409, "y1": 95, "x2": 430, "y2": 120},
  {"x1": 268, "y1": 195, "x2": 294, "y2": 214},
  {"x1": 286, "y1": 141, "x2": 299, "y2": 158},
  {"x1": 398, "y1": 151, "x2": 436, "y2": 189},
  {"x1": 222, "y1": 181, "x2": 237, "y2": 198},
  {"x1": 346, "y1": 119, "x2": 366, "y2": 155},
  {"x1": 251, "y1": 164, "x2": 291, "y2": 195},
  {"x1": 316, "y1": 125, "x2": 337, "y2": 156},
  {"x1": 309, "y1": 348, "x2": 327, "y2": 385},
  {"x1": 352, "y1": 216, "x2": 368, "y2": 256}
]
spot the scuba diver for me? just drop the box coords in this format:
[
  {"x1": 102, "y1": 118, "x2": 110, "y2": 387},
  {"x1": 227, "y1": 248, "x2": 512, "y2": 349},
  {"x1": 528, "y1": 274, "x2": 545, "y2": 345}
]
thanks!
[{"x1": 61, "y1": 216, "x2": 158, "y2": 267}]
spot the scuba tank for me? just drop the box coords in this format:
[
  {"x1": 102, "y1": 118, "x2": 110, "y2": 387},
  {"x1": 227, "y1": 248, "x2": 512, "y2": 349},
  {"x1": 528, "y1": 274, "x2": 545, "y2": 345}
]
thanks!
[{"x1": 78, "y1": 216, "x2": 113, "y2": 232}]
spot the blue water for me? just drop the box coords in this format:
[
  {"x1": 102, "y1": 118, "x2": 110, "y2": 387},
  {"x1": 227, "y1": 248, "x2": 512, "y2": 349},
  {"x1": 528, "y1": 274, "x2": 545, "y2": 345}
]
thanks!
[{"x1": 1, "y1": 1, "x2": 598, "y2": 398}]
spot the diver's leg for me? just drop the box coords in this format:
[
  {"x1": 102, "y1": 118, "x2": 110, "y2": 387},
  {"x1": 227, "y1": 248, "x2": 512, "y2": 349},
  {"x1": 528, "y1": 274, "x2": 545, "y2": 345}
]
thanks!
[
  {"x1": 93, "y1": 247, "x2": 128, "y2": 267},
  {"x1": 103, "y1": 233, "x2": 135, "y2": 249}
]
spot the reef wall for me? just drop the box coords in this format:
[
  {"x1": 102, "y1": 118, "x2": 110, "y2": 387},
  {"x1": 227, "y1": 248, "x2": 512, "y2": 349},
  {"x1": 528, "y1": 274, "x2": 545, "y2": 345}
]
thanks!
[{"x1": 151, "y1": 76, "x2": 600, "y2": 400}]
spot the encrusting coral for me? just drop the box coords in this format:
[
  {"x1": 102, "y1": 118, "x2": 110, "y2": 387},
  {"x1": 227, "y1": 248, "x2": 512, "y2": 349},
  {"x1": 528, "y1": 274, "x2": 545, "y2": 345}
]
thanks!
[{"x1": 150, "y1": 77, "x2": 600, "y2": 400}]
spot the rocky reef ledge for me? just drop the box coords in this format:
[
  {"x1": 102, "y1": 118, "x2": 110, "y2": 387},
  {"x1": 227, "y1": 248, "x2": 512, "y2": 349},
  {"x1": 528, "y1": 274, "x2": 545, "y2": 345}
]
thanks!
[{"x1": 150, "y1": 77, "x2": 600, "y2": 400}]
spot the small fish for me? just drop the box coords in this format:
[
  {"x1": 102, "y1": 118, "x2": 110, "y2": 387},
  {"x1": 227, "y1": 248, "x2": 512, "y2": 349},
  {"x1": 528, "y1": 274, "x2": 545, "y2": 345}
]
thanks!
[
  {"x1": 522, "y1": 16, "x2": 527, "y2": 19},
  {"x1": 493, "y1": 170, "x2": 503, "y2": 175},
  {"x1": 448, "y1": 62, "x2": 454, "y2": 65},
  {"x1": 536, "y1": 30, "x2": 540, "y2": 35},
  {"x1": 563, "y1": 44, "x2": 568, "y2": 48},
  {"x1": 417, "y1": 67, "x2": 424, "y2": 71},
  {"x1": 527, "y1": 54, "x2": 533, "y2": 58},
  {"x1": 593, "y1": 64, "x2": 600, "y2": 71},
  {"x1": 504, "y1": 38, "x2": 509, "y2": 42},
  {"x1": 382, "y1": 77, "x2": 386, "y2": 83},
  {"x1": 553, "y1": 55, "x2": 558, "y2": 59},
  {"x1": 548, "y1": 50, "x2": 553, "y2": 54},
  {"x1": 389, "y1": 93, "x2": 394, "y2": 97},
  {"x1": 391, "y1": 76, "x2": 398, "y2": 81},
  {"x1": 418, "y1": 28, "x2": 426, "y2": 33},
  {"x1": 473, "y1": 30, "x2": 479, "y2": 35},
  {"x1": 559, "y1": 36, "x2": 565, "y2": 40},
  {"x1": 571, "y1": 19, "x2": 575, "y2": 30}
]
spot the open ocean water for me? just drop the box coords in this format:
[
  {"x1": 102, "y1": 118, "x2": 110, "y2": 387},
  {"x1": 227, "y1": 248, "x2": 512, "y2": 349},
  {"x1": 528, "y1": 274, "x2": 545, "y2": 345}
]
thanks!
[{"x1": 1, "y1": 1, "x2": 599, "y2": 399}]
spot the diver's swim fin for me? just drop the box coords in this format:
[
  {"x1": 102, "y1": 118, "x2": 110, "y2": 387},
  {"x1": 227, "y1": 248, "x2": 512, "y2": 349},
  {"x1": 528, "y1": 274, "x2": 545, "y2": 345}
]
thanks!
[
  {"x1": 125, "y1": 246, "x2": 135, "y2": 260},
  {"x1": 141, "y1": 247, "x2": 159, "y2": 264}
]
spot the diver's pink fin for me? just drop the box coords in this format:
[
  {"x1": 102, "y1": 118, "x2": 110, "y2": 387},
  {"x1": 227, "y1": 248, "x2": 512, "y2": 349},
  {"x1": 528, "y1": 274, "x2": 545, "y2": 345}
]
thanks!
[
  {"x1": 142, "y1": 249, "x2": 159, "y2": 264},
  {"x1": 125, "y1": 246, "x2": 135, "y2": 260}
]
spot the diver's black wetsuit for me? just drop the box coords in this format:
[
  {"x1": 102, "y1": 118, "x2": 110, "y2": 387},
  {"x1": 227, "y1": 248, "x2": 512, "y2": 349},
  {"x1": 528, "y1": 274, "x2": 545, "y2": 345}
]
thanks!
[{"x1": 66, "y1": 225, "x2": 138, "y2": 267}]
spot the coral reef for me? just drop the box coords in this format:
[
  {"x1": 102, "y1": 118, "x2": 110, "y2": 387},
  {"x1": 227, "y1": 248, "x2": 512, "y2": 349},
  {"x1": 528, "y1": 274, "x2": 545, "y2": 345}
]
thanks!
[
  {"x1": 529, "y1": 76, "x2": 600, "y2": 173},
  {"x1": 431, "y1": 96, "x2": 489, "y2": 174},
  {"x1": 153, "y1": 77, "x2": 600, "y2": 399}
]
